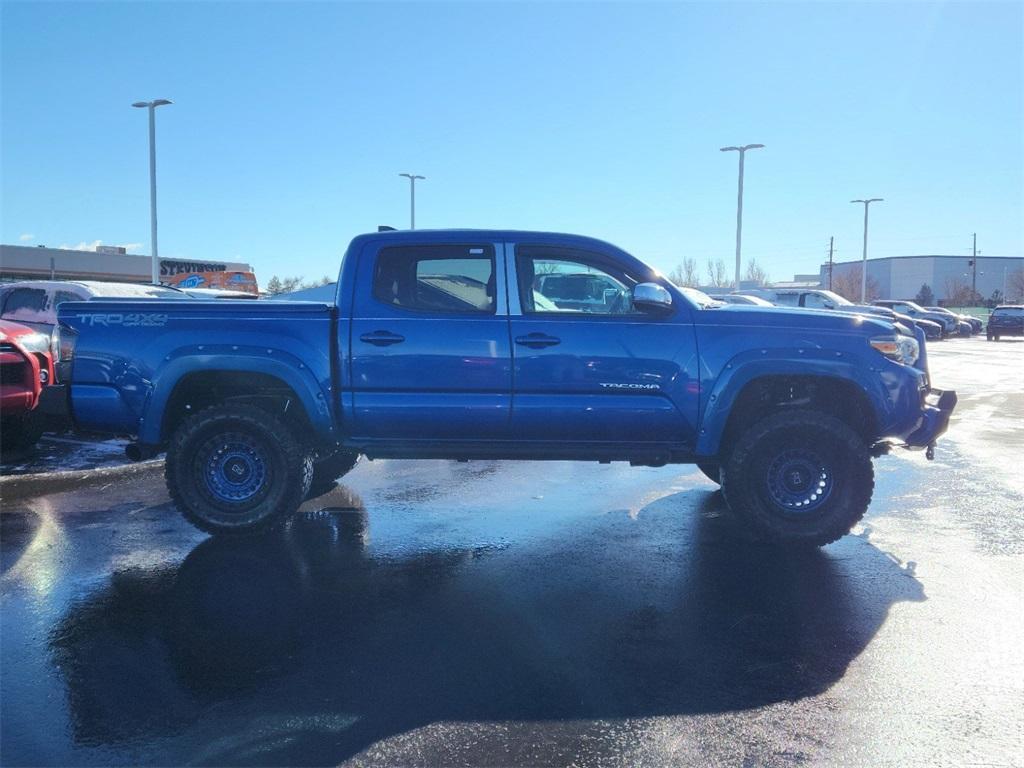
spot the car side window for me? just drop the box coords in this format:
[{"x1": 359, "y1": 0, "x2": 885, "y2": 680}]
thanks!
[
  {"x1": 774, "y1": 293, "x2": 799, "y2": 306},
  {"x1": 516, "y1": 246, "x2": 640, "y2": 315},
  {"x1": 53, "y1": 290, "x2": 82, "y2": 308},
  {"x1": 372, "y1": 245, "x2": 495, "y2": 314},
  {"x1": 802, "y1": 293, "x2": 832, "y2": 309}
]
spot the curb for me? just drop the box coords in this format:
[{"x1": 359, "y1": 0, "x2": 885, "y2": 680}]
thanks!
[{"x1": 0, "y1": 457, "x2": 165, "y2": 501}]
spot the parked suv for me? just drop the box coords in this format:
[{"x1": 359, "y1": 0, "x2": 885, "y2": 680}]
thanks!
[
  {"x1": 925, "y1": 307, "x2": 982, "y2": 335},
  {"x1": 872, "y1": 300, "x2": 962, "y2": 338},
  {"x1": 986, "y1": 306, "x2": 1024, "y2": 340}
]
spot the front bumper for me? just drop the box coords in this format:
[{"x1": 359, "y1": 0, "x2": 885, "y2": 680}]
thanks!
[{"x1": 903, "y1": 389, "x2": 957, "y2": 449}]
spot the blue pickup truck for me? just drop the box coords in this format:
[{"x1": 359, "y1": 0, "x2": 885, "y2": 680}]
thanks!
[{"x1": 54, "y1": 230, "x2": 956, "y2": 546}]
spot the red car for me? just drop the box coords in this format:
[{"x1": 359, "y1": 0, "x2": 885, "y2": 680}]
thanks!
[{"x1": 1, "y1": 319, "x2": 59, "y2": 451}]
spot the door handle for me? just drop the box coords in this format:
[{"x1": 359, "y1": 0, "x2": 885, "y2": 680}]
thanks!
[
  {"x1": 515, "y1": 333, "x2": 561, "y2": 349},
  {"x1": 360, "y1": 331, "x2": 405, "y2": 346}
]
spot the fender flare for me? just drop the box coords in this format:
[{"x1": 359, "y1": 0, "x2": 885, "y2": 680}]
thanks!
[
  {"x1": 695, "y1": 348, "x2": 887, "y2": 457},
  {"x1": 138, "y1": 347, "x2": 335, "y2": 445}
]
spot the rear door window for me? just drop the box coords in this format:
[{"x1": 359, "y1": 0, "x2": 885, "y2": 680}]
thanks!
[{"x1": 372, "y1": 245, "x2": 495, "y2": 314}]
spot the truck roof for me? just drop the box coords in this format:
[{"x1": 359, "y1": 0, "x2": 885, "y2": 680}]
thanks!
[{"x1": 349, "y1": 228, "x2": 630, "y2": 252}]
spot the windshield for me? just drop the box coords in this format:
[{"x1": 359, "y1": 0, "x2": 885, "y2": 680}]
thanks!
[
  {"x1": 680, "y1": 286, "x2": 723, "y2": 309},
  {"x1": 818, "y1": 290, "x2": 853, "y2": 306}
]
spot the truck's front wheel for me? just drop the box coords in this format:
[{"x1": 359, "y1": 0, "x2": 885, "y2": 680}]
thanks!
[
  {"x1": 721, "y1": 410, "x2": 874, "y2": 547},
  {"x1": 166, "y1": 404, "x2": 313, "y2": 536}
]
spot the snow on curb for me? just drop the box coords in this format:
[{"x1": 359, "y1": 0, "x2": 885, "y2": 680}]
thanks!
[{"x1": 0, "y1": 457, "x2": 165, "y2": 501}]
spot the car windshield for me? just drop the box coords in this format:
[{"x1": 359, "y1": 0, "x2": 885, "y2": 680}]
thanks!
[
  {"x1": 680, "y1": 287, "x2": 724, "y2": 309},
  {"x1": 993, "y1": 307, "x2": 1024, "y2": 316},
  {"x1": 818, "y1": 290, "x2": 853, "y2": 306}
]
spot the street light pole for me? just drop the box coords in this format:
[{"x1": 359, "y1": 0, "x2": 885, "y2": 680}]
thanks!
[
  {"x1": 850, "y1": 198, "x2": 883, "y2": 302},
  {"x1": 720, "y1": 143, "x2": 764, "y2": 289},
  {"x1": 398, "y1": 173, "x2": 425, "y2": 229},
  {"x1": 132, "y1": 99, "x2": 172, "y2": 285}
]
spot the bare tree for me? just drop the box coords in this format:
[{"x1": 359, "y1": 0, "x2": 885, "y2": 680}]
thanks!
[
  {"x1": 1008, "y1": 269, "x2": 1024, "y2": 302},
  {"x1": 943, "y1": 276, "x2": 973, "y2": 307},
  {"x1": 705, "y1": 258, "x2": 730, "y2": 288},
  {"x1": 264, "y1": 275, "x2": 329, "y2": 296},
  {"x1": 832, "y1": 265, "x2": 880, "y2": 302},
  {"x1": 744, "y1": 258, "x2": 769, "y2": 286},
  {"x1": 668, "y1": 257, "x2": 700, "y2": 287}
]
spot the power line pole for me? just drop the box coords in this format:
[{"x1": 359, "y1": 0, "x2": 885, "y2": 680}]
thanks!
[{"x1": 827, "y1": 236, "x2": 835, "y2": 291}]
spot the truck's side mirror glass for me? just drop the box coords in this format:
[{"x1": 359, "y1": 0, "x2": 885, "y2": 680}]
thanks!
[{"x1": 633, "y1": 283, "x2": 673, "y2": 312}]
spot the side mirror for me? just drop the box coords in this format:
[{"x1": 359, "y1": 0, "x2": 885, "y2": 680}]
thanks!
[
  {"x1": 632, "y1": 282, "x2": 673, "y2": 312},
  {"x1": 824, "y1": 301, "x2": 836, "y2": 310}
]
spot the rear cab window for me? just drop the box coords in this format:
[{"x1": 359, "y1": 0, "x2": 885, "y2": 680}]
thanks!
[{"x1": 1, "y1": 287, "x2": 52, "y2": 324}]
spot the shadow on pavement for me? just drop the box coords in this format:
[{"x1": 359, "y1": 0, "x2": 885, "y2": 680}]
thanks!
[{"x1": 47, "y1": 488, "x2": 925, "y2": 766}]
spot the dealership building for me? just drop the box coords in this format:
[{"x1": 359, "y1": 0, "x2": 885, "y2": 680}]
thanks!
[
  {"x1": 0, "y1": 244, "x2": 252, "y2": 286},
  {"x1": 820, "y1": 254, "x2": 1023, "y2": 302}
]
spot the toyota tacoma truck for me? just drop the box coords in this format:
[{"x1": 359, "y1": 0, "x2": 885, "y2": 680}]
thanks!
[{"x1": 52, "y1": 230, "x2": 956, "y2": 546}]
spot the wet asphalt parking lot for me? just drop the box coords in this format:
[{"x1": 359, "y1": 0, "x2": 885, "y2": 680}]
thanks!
[{"x1": 1, "y1": 337, "x2": 1022, "y2": 767}]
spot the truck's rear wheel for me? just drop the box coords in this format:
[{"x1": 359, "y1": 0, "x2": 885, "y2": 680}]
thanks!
[
  {"x1": 721, "y1": 410, "x2": 873, "y2": 547},
  {"x1": 166, "y1": 403, "x2": 313, "y2": 536}
]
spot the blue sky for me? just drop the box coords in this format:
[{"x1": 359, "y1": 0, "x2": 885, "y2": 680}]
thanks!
[{"x1": 2, "y1": 1, "x2": 1021, "y2": 283}]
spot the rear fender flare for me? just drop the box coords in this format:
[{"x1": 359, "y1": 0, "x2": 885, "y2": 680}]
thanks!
[{"x1": 139, "y1": 348, "x2": 334, "y2": 445}]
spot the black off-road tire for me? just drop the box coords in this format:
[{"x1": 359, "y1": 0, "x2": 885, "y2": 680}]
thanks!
[
  {"x1": 165, "y1": 403, "x2": 313, "y2": 536},
  {"x1": 696, "y1": 461, "x2": 721, "y2": 484},
  {"x1": 307, "y1": 449, "x2": 361, "y2": 498},
  {"x1": 721, "y1": 410, "x2": 874, "y2": 548}
]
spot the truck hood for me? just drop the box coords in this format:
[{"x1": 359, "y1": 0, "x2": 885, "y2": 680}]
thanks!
[{"x1": 702, "y1": 304, "x2": 898, "y2": 336}]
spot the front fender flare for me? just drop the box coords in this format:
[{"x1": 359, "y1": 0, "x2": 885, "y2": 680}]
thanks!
[{"x1": 695, "y1": 349, "x2": 885, "y2": 457}]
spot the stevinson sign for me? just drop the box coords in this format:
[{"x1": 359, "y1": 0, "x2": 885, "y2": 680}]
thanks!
[{"x1": 159, "y1": 259, "x2": 228, "y2": 276}]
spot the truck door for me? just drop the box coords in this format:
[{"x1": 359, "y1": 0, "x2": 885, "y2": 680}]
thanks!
[
  {"x1": 508, "y1": 243, "x2": 698, "y2": 445},
  {"x1": 349, "y1": 242, "x2": 512, "y2": 440}
]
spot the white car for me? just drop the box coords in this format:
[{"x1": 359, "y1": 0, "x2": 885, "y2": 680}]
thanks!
[{"x1": 0, "y1": 280, "x2": 188, "y2": 334}]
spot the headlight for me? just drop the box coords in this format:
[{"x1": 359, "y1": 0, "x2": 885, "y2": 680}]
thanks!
[
  {"x1": 16, "y1": 331, "x2": 51, "y2": 355},
  {"x1": 870, "y1": 335, "x2": 920, "y2": 366}
]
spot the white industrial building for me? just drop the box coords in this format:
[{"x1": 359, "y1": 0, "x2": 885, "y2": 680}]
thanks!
[{"x1": 820, "y1": 255, "x2": 1023, "y2": 302}]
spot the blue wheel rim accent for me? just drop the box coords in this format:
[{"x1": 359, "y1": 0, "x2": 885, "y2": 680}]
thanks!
[
  {"x1": 201, "y1": 434, "x2": 268, "y2": 504},
  {"x1": 765, "y1": 449, "x2": 833, "y2": 513}
]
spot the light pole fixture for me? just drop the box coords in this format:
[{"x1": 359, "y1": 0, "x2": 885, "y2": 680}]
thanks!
[
  {"x1": 720, "y1": 143, "x2": 764, "y2": 288},
  {"x1": 132, "y1": 99, "x2": 173, "y2": 285},
  {"x1": 850, "y1": 198, "x2": 883, "y2": 302},
  {"x1": 398, "y1": 173, "x2": 425, "y2": 230}
]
